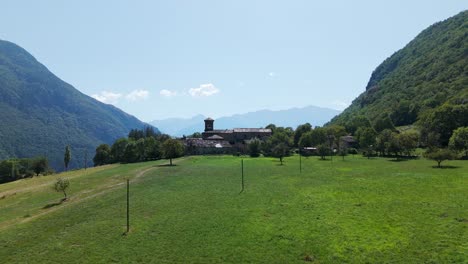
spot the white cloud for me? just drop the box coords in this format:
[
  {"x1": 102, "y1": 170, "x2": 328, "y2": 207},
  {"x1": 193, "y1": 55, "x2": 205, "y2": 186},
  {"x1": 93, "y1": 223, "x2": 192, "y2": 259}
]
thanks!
[
  {"x1": 126, "y1": 89, "x2": 149, "y2": 101},
  {"x1": 91, "y1": 91, "x2": 122, "y2": 104},
  {"x1": 268, "y1": 72, "x2": 275, "y2": 77},
  {"x1": 189, "y1": 83, "x2": 219, "y2": 97},
  {"x1": 160, "y1": 89, "x2": 178, "y2": 97}
]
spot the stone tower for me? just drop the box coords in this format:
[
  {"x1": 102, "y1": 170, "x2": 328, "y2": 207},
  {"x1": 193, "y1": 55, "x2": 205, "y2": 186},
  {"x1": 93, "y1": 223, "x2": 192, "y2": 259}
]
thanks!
[{"x1": 204, "y1": 118, "x2": 214, "y2": 132}]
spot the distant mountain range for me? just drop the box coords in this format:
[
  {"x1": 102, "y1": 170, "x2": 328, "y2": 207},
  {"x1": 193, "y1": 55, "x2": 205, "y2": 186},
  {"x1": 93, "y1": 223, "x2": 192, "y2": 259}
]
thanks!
[
  {"x1": 0, "y1": 40, "x2": 157, "y2": 170},
  {"x1": 151, "y1": 106, "x2": 341, "y2": 136}
]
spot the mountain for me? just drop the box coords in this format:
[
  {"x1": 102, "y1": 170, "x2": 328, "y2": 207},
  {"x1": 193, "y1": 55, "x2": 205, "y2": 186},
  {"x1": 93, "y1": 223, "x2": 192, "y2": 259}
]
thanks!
[
  {"x1": 151, "y1": 106, "x2": 341, "y2": 136},
  {"x1": 328, "y1": 11, "x2": 467, "y2": 132},
  {"x1": 0, "y1": 40, "x2": 158, "y2": 170}
]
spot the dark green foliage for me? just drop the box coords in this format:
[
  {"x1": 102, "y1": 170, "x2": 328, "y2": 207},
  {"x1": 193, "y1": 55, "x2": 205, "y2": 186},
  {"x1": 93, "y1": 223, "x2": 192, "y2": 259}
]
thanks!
[
  {"x1": 144, "y1": 137, "x2": 161, "y2": 160},
  {"x1": 356, "y1": 127, "x2": 377, "y2": 158},
  {"x1": 308, "y1": 127, "x2": 328, "y2": 146},
  {"x1": 398, "y1": 132, "x2": 419, "y2": 157},
  {"x1": 93, "y1": 144, "x2": 111, "y2": 166},
  {"x1": 262, "y1": 127, "x2": 293, "y2": 163},
  {"x1": 271, "y1": 143, "x2": 290, "y2": 165},
  {"x1": 110, "y1": 138, "x2": 129, "y2": 163},
  {"x1": 317, "y1": 144, "x2": 330, "y2": 160},
  {"x1": 188, "y1": 132, "x2": 202, "y2": 138},
  {"x1": 0, "y1": 40, "x2": 158, "y2": 170},
  {"x1": 373, "y1": 114, "x2": 396, "y2": 133},
  {"x1": 293, "y1": 123, "x2": 312, "y2": 147},
  {"x1": 329, "y1": 11, "x2": 468, "y2": 143},
  {"x1": 423, "y1": 148, "x2": 458, "y2": 168},
  {"x1": 419, "y1": 103, "x2": 468, "y2": 146},
  {"x1": 162, "y1": 139, "x2": 184, "y2": 166},
  {"x1": 64, "y1": 146, "x2": 71, "y2": 171},
  {"x1": 449, "y1": 127, "x2": 468, "y2": 157},
  {"x1": 31, "y1": 157, "x2": 49, "y2": 176},
  {"x1": 248, "y1": 139, "x2": 261, "y2": 158},
  {"x1": 375, "y1": 129, "x2": 393, "y2": 156}
]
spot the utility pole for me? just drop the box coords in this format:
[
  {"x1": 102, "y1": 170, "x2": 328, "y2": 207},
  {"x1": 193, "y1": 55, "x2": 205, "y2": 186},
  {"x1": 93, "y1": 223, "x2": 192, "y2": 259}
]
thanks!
[
  {"x1": 299, "y1": 148, "x2": 302, "y2": 173},
  {"x1": 126, "y1": 179, "x2": 130, "y2": 233},
  {"x1": 240, "y1": 159, "x2": 244, "y2": 193}
]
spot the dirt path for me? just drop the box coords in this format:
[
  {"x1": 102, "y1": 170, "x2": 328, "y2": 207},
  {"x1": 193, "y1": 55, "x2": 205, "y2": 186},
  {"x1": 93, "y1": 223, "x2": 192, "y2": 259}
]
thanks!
[{"x1": 0, "y1": 158, "x2": 186, "y2": 231}]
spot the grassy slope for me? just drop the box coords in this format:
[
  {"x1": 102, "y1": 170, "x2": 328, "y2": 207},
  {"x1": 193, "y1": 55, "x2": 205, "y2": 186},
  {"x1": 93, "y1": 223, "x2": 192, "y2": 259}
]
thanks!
[{"x1": 0, "y1": 156, "x2": 466, "y2": 263}]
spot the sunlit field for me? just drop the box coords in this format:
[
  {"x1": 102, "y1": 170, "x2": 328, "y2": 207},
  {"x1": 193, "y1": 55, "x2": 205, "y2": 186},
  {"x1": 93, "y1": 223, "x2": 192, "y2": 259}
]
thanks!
[{"x1": 0, "y1": 155, "x2": 466, "y2": 263}]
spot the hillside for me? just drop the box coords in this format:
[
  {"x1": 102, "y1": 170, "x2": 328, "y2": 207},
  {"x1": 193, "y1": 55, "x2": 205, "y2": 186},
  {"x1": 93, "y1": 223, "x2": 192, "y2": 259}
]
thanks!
[
  {"x1": 329, "y1": 11, "x2": 467, "y2": 133},
  {"x1": 152, "y1": 106, "x2": 341, "y2": 136},
  {"x1": 0, "y1": 40, "x2": 157, "y2": 170}
]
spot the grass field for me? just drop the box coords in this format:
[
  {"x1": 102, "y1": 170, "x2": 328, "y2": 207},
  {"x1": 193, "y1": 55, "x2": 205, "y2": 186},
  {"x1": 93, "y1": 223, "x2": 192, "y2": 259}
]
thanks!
[{"x1": 0, "y1": 155, "x2": 467, "y2": 263}]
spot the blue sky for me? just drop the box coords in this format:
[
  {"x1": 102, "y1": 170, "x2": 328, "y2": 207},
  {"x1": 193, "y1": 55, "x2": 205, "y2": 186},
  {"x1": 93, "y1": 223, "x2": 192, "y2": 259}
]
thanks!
[{"x1": 1, "y1": 1, "x2": 466, "y2": 121}]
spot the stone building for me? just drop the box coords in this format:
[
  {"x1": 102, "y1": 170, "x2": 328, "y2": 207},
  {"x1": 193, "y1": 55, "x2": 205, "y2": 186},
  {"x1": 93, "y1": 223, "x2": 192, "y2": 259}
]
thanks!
[
  {"x1": 201, "y1": 118, "x2": 272, "y2": 143},
  {"x1": 184, "y1": 118, "x2": 272, "y2": 155}
]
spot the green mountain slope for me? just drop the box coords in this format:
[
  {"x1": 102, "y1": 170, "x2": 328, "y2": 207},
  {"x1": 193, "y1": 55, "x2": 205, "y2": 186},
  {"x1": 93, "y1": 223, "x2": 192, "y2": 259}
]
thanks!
[
  {"x1": 329, "y1": 11, "x2": 468, "y2": 134},
  {"x1": 0, "y1": 40, "x2": 158, "y2": 170}
]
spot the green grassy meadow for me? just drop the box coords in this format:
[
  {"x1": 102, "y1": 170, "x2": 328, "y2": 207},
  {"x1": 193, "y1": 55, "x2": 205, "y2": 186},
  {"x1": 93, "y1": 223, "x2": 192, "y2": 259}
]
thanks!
[{"x1": 0, "y1": 155, "x2": 467, "y2": 263}]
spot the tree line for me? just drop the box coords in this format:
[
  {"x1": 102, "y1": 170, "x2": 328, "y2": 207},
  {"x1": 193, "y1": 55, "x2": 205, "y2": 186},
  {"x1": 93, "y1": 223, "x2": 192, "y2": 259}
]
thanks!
[
  {"x1": 0, "y1": 157, "x2": 50, "y2": 184},
  {"x1": 246, "y1": 120, "x2": 468, "y2": 167},
  {"x1": 93, "y1": 126, "x2": 184, "y2": 166}
]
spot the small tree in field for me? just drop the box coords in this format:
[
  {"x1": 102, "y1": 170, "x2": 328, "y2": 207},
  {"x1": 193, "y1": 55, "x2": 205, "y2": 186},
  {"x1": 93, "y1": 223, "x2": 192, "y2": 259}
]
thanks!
[
  {"x1": 162, "y1": 139, "x2": 184, "y2": 166},
  {"x1": 248, "y1": 138, "x2": 261, "y2": 157},
  {"x1": 271, "y1": 143, "x2": 289, "y2": 165},
  {"x1": 424, "y1": 148, "x2": 457, "y2": 168},
  {"x1": 317, "y1": 144, "x2": 329, "y2": 160},
  {"x1": 54, "y1": 178, "x2": 70, "y2": 200}
]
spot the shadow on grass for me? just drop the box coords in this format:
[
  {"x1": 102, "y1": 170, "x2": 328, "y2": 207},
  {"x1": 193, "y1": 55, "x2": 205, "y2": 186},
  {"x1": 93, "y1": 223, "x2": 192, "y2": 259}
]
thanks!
[
  {"x1": 431, "y1": 165, "x2": 460, "y2": 169},
  {"x1": 43, "y1": 198, "x2": 66, "y2": 209},
  {"x1": 156, "y1": 164, "x2": 178, "y2": 167},
  {"x1": 388, "y1": 159, "x2": 409, "y2": 162}
]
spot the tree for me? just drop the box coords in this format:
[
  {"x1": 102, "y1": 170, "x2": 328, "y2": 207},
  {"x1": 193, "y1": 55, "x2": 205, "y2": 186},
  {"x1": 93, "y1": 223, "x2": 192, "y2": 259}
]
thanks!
[
  {"x1": 262, "y1": 129, "x2": 293, "y2": 158},
  {"x1": 145, "y1": 137, "x2": 161, "y2": 160},
  {"x1": 110, "y1": 138, "x2": 129, "y2": 163},
  {"x1": 162, "y1": 139, "x2": 184, "y2": 166},
  {"x1": 298, "y1": 132, "x2": 313, "y2": 148},
  {"x1": 355, "y1": 127, "x2": 377, "y2": 158},
  {"x1": 294, "y1": 123, "x2": 312, "y2": 147},
  {"x1": 424, "y1": 148, "x2": 457, "y2": 168},
  {"x1": 0, "y1": 160, "x2": 19, "y2": 183},
  {"x1": 309, "y1": 127, "x2": 328, "y2": 146},
  {"x1": 338, "y1": 143, "x2": 348, "y2": 161},
  {"x1": 248, "y1": 138, "x2": 261, "y2": 157},
  {"x1": 373, "y1": 114, "x2": 396, "y2": 133},
  {"x1": 449, "y1": 127, "x2": 468, "y2": 158},
  {"x1": 31, "y1": 157, "x2": 49, "y2": 176},
  {"x1": 387, "y1": 133, "x2": 402, "y2": 159},
  {"x1": 271, "y1": 143, "x2": 289, "y2": 165},
  {"x1": 317, "y1": 144, "x2": 330, "y2": 160},
  {"x1": 345, "y1": 115, "x2": 371, "y2": 135},
  {"x1": 64, "y1": 145, "x2": 71, "y2": 171},
  {"x1": 122, "y1": 141, "x2": 138, "y2": 163},
  {"x1": 54, "y1": 178, "x2": 70, "y2": 200},
  {"x1": 93, "y1": 144, "x2": 111, "y2": 166},
  {"x1": 419, "y1": 103, "x2": 468, "y2": 146},
  {"x1": 376, "y1": 129, "x2": 393, "y2": 156},
  {"x1": 189, "y1": 132, "x2": 202, "y2": 138},
  {"x1": 398, "y1": 132, "x2": 419, "y2": 157}
]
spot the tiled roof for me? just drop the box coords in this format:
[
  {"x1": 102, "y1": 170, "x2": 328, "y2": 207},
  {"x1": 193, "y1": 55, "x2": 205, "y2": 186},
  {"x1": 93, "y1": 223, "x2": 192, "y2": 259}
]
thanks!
[{"x1": 233, "y1": 128, "x2": 272, "y2": 133}]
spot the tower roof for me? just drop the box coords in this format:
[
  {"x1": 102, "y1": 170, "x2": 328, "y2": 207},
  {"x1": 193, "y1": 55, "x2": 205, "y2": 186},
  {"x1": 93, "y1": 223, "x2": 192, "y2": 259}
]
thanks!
[{"x1": 204, "y1": 117, "x2": 214, "y2": 121}]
